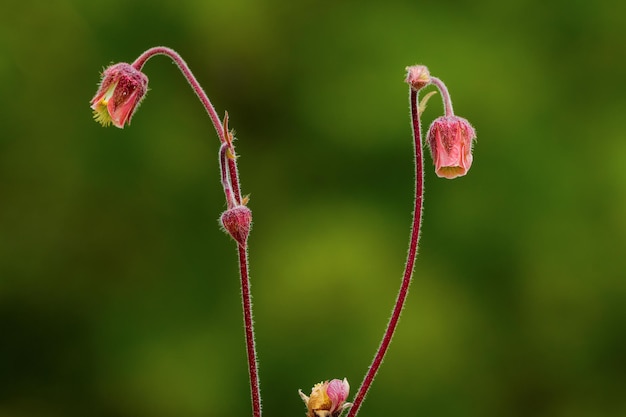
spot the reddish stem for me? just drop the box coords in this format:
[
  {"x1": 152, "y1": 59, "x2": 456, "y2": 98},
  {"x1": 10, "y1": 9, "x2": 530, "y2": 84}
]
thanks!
[
  {"x1": 131, "y1": 47, "x2": 260, "y2": 417},
  {"x1": 131, "y1": 46, "x2": 227, "y2": 144},
  {"x1": 221, "y1": 114, "x2": 243, "y2": 205},
  {"x1": 228, "y1": 157, "x2": 243, "y2": 205},
  {"x1": 429, "y1": 76, "x2": 454, "y2": 117},
  {"x1": 238, "y1": 243, "x2": 261, "y2": 417},
  {"x1": 347, "y1": 87, "x2": 424, "y2": 417},
  {"x1": 219, "y1": 143, "x2": 236, "y2": 208}
]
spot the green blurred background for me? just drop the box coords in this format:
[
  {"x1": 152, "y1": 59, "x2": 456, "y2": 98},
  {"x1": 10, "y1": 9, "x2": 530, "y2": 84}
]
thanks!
[{"x1": 1, "y1": 0, "x2": 625, "y2": 416}]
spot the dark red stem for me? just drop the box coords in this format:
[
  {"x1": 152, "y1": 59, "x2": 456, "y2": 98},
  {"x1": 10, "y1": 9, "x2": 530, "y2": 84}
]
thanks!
[
  {"x1": 238, "y1": 243, "x2": 261, "y2": 417},
  {"x1": 228, "y1": 157, "x2": 243, "y2": 205},
  {"x1": 131, "y1": 47, "x2": 259, "y2": 417},
  {"x1": 132, "y1": 47, "x2": 227, "y2": 144},
  {"x1": 347, "y1": 87, "x2": 424, "y2": 417},
  {"x1": 219, "y1": 143, "x2": 236, "y2": 208}
]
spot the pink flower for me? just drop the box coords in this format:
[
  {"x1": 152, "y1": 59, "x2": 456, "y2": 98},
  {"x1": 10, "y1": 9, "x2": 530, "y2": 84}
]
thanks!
[
  {"x1": 326, "y1": 378, "x2": 350, "y2": 414},
  {"x1": 90, "y1": 63, "x2": 148, "y2": 128},
  {"x1": 299, "y1": 378, "x2": 352, "y2": 417},
  {"x1": 427, "y1": 115, "x2": 476, "y2": 179}
]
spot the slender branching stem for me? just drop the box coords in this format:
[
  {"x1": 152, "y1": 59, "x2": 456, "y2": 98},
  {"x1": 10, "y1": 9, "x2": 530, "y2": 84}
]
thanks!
[
  {"x1": 347, "y1": 87, "x2": 424, "y2": 417},
  {"x1": 131, "y1": 47, "x2": 261, "y2": 417},
  {"x1": 227, "y1": 154, "x2": 243, "y2": 205},
  {"x1": 131, "y1": 48, "x2": 244, "y2": 205},
  {"x1": 219, "y1": 143, "x2": 236, "y2": 208},
  {"x1": 429, "y1": 76, "x2": 454, "y2": 117},
  {"x1": 221, "y1": 113, "x2": 243, "y2": 205}
]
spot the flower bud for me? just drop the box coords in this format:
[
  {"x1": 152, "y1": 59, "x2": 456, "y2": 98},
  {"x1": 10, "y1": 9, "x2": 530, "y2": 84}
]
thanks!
[
  {"x1": 299, "y1": 378, "x2": 352, "y2": 417},
  {"x1": 91, "y1": 63, "x2": 148, "y2": 128},
  {"x1": 405, "y1": 65, "x2": 431, "y2": 91},
  {"x1": 427, "y1": 115, "x2": 476, "y2": 179},
  {"x1": 220, "y1": 205, "x2": 252, "y2": 246}
]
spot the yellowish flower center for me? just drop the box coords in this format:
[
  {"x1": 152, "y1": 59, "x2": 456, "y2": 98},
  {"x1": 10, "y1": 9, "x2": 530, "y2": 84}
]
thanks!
[{"x1": 92, "y1": 82, "x2": 117, "y2": 127}]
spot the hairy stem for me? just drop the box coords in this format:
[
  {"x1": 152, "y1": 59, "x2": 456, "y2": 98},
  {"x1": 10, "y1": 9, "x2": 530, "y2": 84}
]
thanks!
[
  {"x1": 429, "y1": 76, "x2": 454, "y2": 117},
  {"x1": 132, "y1": 47, "x2": 260, "y2": 417},
  {"x1": 132, "y1": 48, "x2": 245, "y2": 202},
  {"x1": 347, "y1": 87, "x2": 424, "y2": 417},
  {"x1": 131, "y1": 46, "x2": 226, "y2": 143},
  {"x1": 238, "y1": 243, "x2": 262, "y2": 417},
  {"x1": 221, "y1": 113, "x2": 243, "y2": 205},
  {"x1": 219, "y1": 143, "x2": 236, "y2": 208},
  {"x1": 228, "y1": 153, "x2": 243, "y2": 205}
]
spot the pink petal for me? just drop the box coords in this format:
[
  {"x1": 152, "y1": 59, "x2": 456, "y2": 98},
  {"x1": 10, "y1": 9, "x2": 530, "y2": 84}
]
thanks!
[{"x1": 327, "y1": 378, "x2": 349, "y2": 412}]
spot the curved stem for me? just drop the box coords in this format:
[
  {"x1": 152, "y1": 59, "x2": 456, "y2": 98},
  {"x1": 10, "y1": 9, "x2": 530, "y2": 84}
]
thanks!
[
  {"x1": 131, "y1": 47, "x2": 244, "y2": 206},
  {"x1": 219, "y1": 143, "x2": 236, "y2": 208},
  {"x1": 131, "y1": 46, "x2": 227, "y2": 144},
  {"x1": 347, "y1": 87, "x2": 424, "y2": 417},
  {"x1": 429, "y1": 76, "x2": 454, "y2": 117},
  {"x1": 131, "y1": 47, "x2": 259, "y2": 417},
  {"x1": 239, "y1": 243, "x2": 262, "y2": 417},
  {"x1": 221, "y1": 114, "x2": 243, "y2": 206}
]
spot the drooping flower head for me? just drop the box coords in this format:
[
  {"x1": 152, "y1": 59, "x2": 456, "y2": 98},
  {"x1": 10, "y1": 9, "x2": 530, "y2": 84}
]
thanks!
[
  {"x1": 427, "y1": 115, "x2": 476, "y2": 179},
  {"x1": 299, "y1": 378, "x2": 351, "y2": 417},
  {"x1": 91, "y1": 63, "x2": 148, "y2": 128}
]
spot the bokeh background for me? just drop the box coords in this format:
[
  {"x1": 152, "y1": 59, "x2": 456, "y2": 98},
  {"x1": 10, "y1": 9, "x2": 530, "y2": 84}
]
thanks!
[{"x1": 1, "y1": 0, "x2": 625, "y2": 416}]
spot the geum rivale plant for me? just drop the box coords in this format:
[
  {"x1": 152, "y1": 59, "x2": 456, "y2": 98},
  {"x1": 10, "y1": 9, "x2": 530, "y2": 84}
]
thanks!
[{"x1": 90, "y1": 46, "x2": 476, "y2": 417}]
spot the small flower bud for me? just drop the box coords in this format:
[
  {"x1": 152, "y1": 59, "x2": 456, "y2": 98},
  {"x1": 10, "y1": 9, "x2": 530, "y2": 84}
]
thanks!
[
  {"x1": 299, "y1": 378, "x2": 352, "y2": 417},
  {"x1": 427, "y1": 115, "x2": 476, "y2": 179},
  {"x1": 91, "y1": 63, "x2": 148, "y2": 128},
  {"x1": 220, "y1": 205, "x2": 252, "y2": 246},
  {"x1": 405, "y1": 65, "x2": 431, "y2": 91}
]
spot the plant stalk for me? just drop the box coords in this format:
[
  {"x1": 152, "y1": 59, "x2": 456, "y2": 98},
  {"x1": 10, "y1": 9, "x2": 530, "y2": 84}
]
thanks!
[{"x1": 347, "y1": 87, "x2": 424, "y2": 417}]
